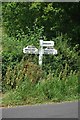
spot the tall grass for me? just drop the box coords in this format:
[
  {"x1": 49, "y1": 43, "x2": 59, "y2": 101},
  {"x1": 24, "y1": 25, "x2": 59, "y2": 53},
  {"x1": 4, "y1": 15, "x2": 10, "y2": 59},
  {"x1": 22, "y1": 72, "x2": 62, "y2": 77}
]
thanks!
[{"x1": 2, "y1": 66, "x2": 79, "y2": 107}]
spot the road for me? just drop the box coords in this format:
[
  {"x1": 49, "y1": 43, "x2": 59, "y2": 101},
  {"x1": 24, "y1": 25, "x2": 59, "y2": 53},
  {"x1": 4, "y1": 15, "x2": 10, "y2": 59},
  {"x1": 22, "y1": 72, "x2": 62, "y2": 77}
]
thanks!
[{"x1": 0, "y1": 101, "x2": 79, "y2": 118}]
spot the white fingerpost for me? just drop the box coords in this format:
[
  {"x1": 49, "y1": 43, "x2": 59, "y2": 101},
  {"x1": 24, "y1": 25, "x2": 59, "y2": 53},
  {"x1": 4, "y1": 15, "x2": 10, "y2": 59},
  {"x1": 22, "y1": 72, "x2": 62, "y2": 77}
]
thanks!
[
  {"x1": 39, "y1": 50, "x2": 43, "y2": 66},
  {"x1": 40, "y1": 39, "x2": 43, "y2": 46},
  {"x1": 39, "y1": 40, "x2": 44, "y2": 66},
  {"x1": 23, "y1": 46, "x2": 38, "y2": 54},
  {"x1": 23, "y1": 38, "x2": 57, "y2": 68},
  {"x1": 41, "y1": 40, "x2": 54, "y2": 47}
]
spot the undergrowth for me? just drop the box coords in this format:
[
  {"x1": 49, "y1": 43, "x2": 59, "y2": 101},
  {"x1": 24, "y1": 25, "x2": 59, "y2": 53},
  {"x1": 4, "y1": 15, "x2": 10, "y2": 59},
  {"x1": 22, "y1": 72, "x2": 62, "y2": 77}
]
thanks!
[
  {"x1": 2, "y1": 67, "x2": 79, "y2": 107},
  {"x1": 2, "y1": 28, "x2": 80, "y2": 107}
]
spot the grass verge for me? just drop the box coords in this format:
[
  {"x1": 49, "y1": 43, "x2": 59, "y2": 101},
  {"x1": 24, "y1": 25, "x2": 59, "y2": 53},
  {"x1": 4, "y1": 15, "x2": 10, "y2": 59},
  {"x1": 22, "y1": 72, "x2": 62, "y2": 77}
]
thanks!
[{"x1": 2, "y1": 72, "x2": 79, "y2": 107}]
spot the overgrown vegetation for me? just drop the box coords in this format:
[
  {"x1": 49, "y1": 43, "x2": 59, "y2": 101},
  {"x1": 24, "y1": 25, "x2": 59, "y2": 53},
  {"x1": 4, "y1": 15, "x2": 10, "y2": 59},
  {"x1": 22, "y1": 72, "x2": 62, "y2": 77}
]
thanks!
[
  {"x1": 1, "y1": 2, "x2": 80, "y2": 107},
  {"x1": 2, "y1": 70, "x2": 79, "y2": 106}
]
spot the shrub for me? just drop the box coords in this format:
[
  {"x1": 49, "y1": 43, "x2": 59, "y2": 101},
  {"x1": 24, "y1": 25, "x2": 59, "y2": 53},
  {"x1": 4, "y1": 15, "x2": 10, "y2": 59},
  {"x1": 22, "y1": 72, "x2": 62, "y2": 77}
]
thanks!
[
  {"x1": 3, "y1": 59, "x2": 44, "y2": 91},
  {"x1": 2, "y1": 26, "x2": 44, "y2": 88},
  {"x1": 23, "y1": 61, "x2": 44, "y2": 83},
  {"x1": 2, "y1": 34, "x2": 24, "y2": 79},
  {"x1": 43, "y1": 34, "x2": 79, "y2": 75}
]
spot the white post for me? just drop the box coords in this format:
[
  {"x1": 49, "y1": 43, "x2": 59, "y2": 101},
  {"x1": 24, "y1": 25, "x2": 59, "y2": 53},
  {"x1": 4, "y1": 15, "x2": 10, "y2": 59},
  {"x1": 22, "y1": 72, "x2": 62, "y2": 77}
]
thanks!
[{"x1": 39, "y1": 40, "x2": 44, "y2": 67}]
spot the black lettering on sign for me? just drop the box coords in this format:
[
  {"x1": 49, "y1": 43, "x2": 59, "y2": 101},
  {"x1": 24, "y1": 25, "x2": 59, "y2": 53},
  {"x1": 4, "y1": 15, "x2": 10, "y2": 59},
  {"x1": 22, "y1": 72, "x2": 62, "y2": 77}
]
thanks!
[{"x1": 43, "y1": 43, "x2": 51, "y2": 44}]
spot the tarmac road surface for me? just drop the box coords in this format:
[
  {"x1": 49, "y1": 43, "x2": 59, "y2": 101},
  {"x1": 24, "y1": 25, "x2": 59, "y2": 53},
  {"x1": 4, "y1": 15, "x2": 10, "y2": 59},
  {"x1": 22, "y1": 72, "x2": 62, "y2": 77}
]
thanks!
[{"x1": 0, "y1": 101, "x2": 79, "y2": 118}]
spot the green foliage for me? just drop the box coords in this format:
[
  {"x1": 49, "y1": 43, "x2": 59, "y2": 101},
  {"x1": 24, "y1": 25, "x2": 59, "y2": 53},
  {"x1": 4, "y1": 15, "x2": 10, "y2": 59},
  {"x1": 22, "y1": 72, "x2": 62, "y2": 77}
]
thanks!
[
  {"x1": 2, "y1": 34, "x2": 23, "y2": 80},
  {"x1": 55, "y1": 34, "x2": 79, "y2": 73},
  {"x1": 2, "y1": 2, "x2": 80, "y2": 46},
  {"x1": 2, "y1": 31, "x2": 79, "y2": 93},
  {"x1": 4, "y1": 60, "x2": 44, "y2": 91},
  {"x1": 43, "y1": 34, "x2": 79, "y2": 75},
  {"x1": 2, "y1": 70, "x2": 78, "y2": 107},
  {"x1": 2, "y1": 2, "x2": 80, "y2": 106},
  {"x1": 2, "y1": 26, "x2": 44, "y2": 81}
]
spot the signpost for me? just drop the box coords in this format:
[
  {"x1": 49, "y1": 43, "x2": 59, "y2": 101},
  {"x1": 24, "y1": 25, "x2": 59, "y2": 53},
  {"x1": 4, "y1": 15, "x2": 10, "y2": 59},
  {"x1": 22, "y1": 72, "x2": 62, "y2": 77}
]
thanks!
[
  {"x1": 40, "y1": 40, "x2": 54, "y2": 47},
  {"x1": 23, "y1": 39, "x2": 57, "y2": 67},
  {"x1": 23, "y1": 46, "x2": 38, "y2": 54},
  {"x1": 44, "y1": 48, "x2": 57, "y2": 55}
]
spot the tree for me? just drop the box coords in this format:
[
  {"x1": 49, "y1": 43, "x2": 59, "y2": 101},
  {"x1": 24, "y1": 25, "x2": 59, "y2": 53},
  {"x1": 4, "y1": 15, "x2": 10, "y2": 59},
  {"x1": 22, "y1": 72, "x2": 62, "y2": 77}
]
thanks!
[{"x1": 2, "y1": 2, "x2": 80, "y2": 46}]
